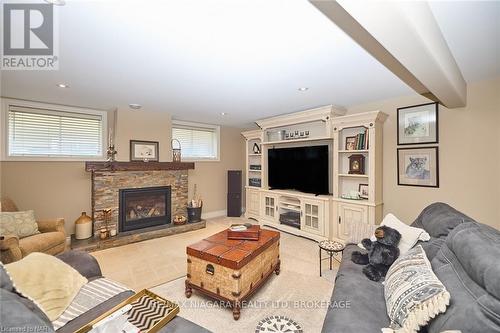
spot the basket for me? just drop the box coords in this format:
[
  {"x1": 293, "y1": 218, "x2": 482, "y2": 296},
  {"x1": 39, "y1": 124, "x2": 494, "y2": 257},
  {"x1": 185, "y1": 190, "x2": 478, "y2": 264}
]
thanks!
[{"x1": 187, "y1": 206, "x2": 202, "y2": 223}]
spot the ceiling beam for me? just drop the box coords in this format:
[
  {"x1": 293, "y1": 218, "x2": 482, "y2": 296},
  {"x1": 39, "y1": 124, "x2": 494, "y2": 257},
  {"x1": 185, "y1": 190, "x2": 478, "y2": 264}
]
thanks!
[{"x1": 310, "y1": 0, "x2": 467, "y2": 108}]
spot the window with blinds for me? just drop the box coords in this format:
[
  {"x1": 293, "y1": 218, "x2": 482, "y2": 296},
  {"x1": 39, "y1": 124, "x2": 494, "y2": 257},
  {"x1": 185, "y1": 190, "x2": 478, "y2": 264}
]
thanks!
[
  {"x1": 7, "y1": 105, "x2": 106, "y2": 158},
  {"x1": 172, "y1": 121, "x2": 220, "y2": 160}
]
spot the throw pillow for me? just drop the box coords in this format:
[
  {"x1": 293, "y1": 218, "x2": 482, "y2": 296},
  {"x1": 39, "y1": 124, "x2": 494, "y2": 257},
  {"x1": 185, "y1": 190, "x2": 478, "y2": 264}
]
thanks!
[
  {"x1": 347, "y1": 221, "x2": 377, "y2": 244},
  {"x1": 5, "y1": 252, "x2": 88, "y2": 321},
  {"x1": 371, "y1": 213, "x2": 430, "y2": 254},
  {"x1": 0, "y1": 210, "x2": 40, "y2": 238},
  {"x1": 383, "y1": 245, "x2": 450, "y2": 333}
]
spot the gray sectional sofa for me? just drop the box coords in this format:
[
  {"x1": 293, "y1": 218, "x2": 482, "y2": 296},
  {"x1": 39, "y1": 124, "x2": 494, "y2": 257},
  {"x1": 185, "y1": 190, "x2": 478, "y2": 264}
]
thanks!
[
  {"x1": 321, "y1": 202, "x2": 500, "y2": 333},
  {"x1": 0, "y1": 250, "x2": 211, "y2": 333}
]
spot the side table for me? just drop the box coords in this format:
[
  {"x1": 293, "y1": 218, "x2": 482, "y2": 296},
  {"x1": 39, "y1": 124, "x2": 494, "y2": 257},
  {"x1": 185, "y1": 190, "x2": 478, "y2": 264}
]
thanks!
[{"x1": 318, "y1": 240, "x2": 345, "y2": 277}]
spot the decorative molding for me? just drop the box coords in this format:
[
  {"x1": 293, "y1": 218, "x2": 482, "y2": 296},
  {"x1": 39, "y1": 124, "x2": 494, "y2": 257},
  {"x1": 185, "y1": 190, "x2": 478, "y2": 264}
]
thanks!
[
  {"x1": 255, "y1": 104, "x2": 346, "y2": 130},
  {"x1": 85, "y1": 161, "x2": 195, "y2": 172}
]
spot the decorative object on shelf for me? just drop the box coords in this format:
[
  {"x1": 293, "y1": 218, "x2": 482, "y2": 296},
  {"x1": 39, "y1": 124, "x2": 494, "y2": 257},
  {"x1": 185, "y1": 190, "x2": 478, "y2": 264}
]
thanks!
[
  {"x1": 99, "y1": 208, "x2": 112, "y2": 239},
  {"x1": 397, "y1": 147, "x2": 439, "y2": 187},
  {"x1": 249, "y1": 164, "x2": 261, "y2": 170},
  {"x1": 172, "y1": 139, "x2": 182, "y2": 162},
  {"x1": 74, "y1": 212, "x2": 92, "y2": 240},
  {"x1": 358, "y1": 184, "x2": 369, "y2": 199},
  {"x1": 173, "y1": 215, "x2": 187, "y2": 225},
  {"x1": 106, "y1": 145, "x2": 117, "y2": 162},
  {"x1": 109, "y1": 228, "x2": 117, "y2": 237},
  {"x1": 345, "y1": 136, "x2": 357, "y2": 150},
  {"x1": 341, "y1": 191, "x2": 361, "y2": 200},
  {"x1": 252, "y1": 142, "x2": 261, "y2": 154},
  {"x1": 249, "y1": 178, "x2": 261, "y2": 187},
  {"x1": 130, "y1": 140, "x2": 159, "y2": 162},
  {"x1": 397, "y1": 102, "x2": 438, "y2": 145},
  {"x1": 348, "y1": 154, "x2": 365, "y2": 174},
  {"x1": 99, "y1": 226, "x2": 108, "y2": 240}
]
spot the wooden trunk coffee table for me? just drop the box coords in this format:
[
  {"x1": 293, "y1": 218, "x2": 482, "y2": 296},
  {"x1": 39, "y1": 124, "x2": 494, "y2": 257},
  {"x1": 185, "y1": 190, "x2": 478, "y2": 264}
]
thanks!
[{"x1": 185, "y1": 227, "x2": 280, "y2": 320}]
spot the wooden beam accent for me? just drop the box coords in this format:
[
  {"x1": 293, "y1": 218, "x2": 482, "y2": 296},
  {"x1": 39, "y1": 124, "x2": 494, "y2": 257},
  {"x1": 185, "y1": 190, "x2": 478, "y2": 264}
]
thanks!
[
  {"x1": 85, "y1": 161, "x2": 195, "y2": 172},
  {"x1": 310, "y1": 0, "x2": 467, "y2": 108}
]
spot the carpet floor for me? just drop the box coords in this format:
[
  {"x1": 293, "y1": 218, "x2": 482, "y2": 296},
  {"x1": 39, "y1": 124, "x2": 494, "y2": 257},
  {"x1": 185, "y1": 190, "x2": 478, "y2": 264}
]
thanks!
[{"x1": 92, "y1": 217, "x2": 339, "y2": 333}]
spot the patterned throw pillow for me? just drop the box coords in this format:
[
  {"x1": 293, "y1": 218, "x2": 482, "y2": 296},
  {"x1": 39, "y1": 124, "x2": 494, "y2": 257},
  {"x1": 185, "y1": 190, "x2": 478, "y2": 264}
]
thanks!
[
  {"x1": 347, "y1": 221, "x2": 377, "y2": 244},
  {"x1": 383, "y1": 245, "x2": 450, "y2": 333},
  {"x1": 0, "y1": 210, "x2": 40, "y2": 238}
]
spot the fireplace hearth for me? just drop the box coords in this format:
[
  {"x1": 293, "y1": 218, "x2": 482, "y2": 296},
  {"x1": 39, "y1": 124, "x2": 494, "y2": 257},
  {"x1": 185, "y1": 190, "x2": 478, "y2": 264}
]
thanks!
[{"x1": 119, "y1": 186, "x2": 171, "y2": 232}]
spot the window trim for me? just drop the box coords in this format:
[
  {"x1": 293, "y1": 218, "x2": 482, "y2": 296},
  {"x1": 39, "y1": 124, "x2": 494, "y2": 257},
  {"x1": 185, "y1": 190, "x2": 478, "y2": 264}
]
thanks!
[
  {"x1": 1, "y1": 98, "x2": 108, "y2": 161},
  {"x1": 171, "y1": 120, "x2": 221, "y2": 162}
]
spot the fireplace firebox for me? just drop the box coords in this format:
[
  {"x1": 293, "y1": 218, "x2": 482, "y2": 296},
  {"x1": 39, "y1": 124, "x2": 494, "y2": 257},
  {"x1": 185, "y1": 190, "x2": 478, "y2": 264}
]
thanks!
[{"x1": 119, "y1": 186, "x2": 171, "y2": 232}]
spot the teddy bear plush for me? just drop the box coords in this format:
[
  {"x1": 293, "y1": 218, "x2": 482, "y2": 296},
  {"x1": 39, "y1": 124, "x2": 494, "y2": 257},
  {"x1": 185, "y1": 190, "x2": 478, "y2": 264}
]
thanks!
[{"x1": 351, "y1": 225, "x2": 402, "y2": 282}]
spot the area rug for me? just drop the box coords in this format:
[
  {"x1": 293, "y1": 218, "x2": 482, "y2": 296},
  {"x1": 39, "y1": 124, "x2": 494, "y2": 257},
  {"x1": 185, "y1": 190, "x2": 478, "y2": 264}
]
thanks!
[
  {"x1": 91, "y1": 217, "x2": 240, "y2": 291},
  {"x1": 151, "y1": 230, "x2": 338, "y2": 333}
]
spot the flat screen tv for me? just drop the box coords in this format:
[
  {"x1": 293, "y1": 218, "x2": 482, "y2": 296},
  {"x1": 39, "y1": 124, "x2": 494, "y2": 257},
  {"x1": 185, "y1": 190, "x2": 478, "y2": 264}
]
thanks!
[{"x1": 268, "y1": 145, "x2": 329, "y2": 195}]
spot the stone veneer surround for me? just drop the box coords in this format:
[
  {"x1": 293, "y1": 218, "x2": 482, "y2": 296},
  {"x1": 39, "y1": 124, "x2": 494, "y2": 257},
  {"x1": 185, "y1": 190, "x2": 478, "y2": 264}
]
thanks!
[{"x1": 91, "y1": 170, "x2": 188, "y2": 236}]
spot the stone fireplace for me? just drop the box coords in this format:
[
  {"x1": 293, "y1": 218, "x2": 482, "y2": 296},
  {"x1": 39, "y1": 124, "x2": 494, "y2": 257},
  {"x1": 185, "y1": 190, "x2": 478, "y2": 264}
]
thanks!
[
  {"x1": 119, "y1": 186, "x2": 171, "y2": 232},
  {"x1": 86, "y1": 161, "x2": 196, "y2": 238}
]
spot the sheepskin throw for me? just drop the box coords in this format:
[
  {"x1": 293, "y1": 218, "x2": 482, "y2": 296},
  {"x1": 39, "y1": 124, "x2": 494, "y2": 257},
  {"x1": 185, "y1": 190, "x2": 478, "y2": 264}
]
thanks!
[
  {"x1": 5, "y1": 253, "x2": 88, "y2": 321},
  {"x1": 383, "y1": 245, "x2": 450, "y2": 333}
]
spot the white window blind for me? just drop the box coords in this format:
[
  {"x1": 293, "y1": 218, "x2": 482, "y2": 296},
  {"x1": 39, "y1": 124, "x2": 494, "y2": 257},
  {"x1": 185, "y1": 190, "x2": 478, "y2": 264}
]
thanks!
[
  {"x1": 172, "y1": 122, "x2": 219, "y2": 160},
  {"x1": 8, "y1": 105, "x2": 105, "y2": 158}
]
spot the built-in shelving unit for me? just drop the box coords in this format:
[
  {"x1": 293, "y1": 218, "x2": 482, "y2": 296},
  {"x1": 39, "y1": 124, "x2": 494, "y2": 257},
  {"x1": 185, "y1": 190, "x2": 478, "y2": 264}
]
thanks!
[{"x1": 242, "y1": 106, "x2": 387, "y2": 242}]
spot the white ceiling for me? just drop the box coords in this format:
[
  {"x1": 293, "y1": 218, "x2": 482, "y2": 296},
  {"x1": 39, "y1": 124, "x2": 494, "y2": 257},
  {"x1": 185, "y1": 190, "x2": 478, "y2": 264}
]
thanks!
[{"x1": 1, "y1": 0, "x2": 498, "y2": 127}]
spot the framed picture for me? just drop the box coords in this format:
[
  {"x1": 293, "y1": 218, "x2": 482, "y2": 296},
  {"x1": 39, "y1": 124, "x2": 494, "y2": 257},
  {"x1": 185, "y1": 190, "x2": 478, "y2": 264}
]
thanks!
[
  {"x1": 358, "y1": 183, "x2": 369, "y2": 199},
  {"x1": 397, "y1": 102, "x2": 438, "y2": 145},
  {"x1": 397, "y1": 147, "x2": 439, "y2": 187},
  {"x1": 345, "y1": 136, "x2": 357, "y2": 150},
  {"x1": 130, "y1": 140, "x2": 159, "y2": 161}
]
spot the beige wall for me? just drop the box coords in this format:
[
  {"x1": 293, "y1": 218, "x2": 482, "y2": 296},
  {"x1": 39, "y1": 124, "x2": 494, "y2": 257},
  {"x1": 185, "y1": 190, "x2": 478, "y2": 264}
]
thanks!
[
  {"x1": 347, "y1": 77, "x2": 500, "y2": 229},
  {"x1": 0, "y1": 106, "x2": 245, "y2": 235},
  {"x1": 187, "y1": 126, "x2": 246, "y2": 215}
]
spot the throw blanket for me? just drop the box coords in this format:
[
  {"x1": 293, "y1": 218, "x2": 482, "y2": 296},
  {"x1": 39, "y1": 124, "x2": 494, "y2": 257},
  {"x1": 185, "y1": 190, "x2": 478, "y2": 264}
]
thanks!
[
  {"x1": 52, "y1": 278, "x2": 129, "y2": 330},
  {"x1": 5, "y1": 253, "x2": 88, "y2": 321}
]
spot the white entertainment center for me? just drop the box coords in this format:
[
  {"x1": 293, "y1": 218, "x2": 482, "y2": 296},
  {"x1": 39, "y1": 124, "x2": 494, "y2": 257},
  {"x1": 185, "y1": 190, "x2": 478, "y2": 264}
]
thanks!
[{"x1": 242, "y1": 105, "x2": 387, "y2": 242}]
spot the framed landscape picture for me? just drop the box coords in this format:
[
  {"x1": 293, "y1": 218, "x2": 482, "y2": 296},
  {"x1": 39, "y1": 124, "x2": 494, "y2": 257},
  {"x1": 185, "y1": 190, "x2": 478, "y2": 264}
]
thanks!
[
  {"x1": 130, "y1": 140, "x2": 159, "y2": 161},
  {"x1": 397, "y1": 147, "x2": 439, "y2": 187},
  {"x1": 397, "y1": 102, "x2": 438, "y2": 145}
]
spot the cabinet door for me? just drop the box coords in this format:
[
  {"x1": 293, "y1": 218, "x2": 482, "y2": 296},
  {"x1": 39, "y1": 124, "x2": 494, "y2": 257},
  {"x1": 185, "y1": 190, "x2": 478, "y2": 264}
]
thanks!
[
  {"x1": 302, "y1": 200, "x2": 324, "y2": 235},
  {"x1": 262, "y1": 194, "x2": 278, "y2": 222},
  {"x1": 337, "y1": 203, "x2": 368, "y2": 241},
  {"x1": 246, "y1": 190, "x2": 260, "y2": 216}
]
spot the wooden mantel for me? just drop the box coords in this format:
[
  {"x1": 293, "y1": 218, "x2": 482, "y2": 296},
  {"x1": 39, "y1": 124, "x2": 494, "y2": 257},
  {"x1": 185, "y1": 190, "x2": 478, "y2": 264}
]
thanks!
[{"x1": 85, "y1": 161, "x2": 195, "y2": 172}]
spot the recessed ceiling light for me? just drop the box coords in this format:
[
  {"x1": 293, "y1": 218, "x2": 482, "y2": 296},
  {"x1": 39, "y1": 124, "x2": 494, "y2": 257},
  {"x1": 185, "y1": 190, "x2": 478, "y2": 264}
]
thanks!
[
  {"x1": 298, "y1": 87, "x2": 309, "y2": 91},
  {"x1": 57, "y1": 83, "x2": 69, "y2": 88},
  {"x1": 129, "y1": 103, "x2": 142, "y2": 110},
  {"x1": 221, "y1": 112, "x2": 228, "y2": 116},
  {"x1": 44, "y1": 0, "x2": 66, "y2": 5}
]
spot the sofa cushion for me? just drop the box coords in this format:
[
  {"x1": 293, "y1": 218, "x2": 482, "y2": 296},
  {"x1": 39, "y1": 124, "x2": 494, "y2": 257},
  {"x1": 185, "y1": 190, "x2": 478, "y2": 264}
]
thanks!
[
  {"x1": 428, "y1": 222, "x2": 500, "y2": 332},
  {"x1": 0, "y1": 264, "x2": 54, "y2": 332},
  {"x1": 321, "y1": 245, "x2": 389, "y2": 333},
  {"x1": 19, "y1": 231, "x2": 65, "y2": 256},
  {"x1": 0, "y1": 210, "x2": 40, "y2": 238},
  {"x1": 411, "y1": 202, "x2": 471, "y2": 239}
]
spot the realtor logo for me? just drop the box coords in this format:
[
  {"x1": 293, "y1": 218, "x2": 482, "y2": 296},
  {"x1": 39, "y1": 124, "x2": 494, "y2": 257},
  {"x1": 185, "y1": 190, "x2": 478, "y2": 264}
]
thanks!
[{"x1": 2, "y1": 2, "x2": 59, "y2": 70}]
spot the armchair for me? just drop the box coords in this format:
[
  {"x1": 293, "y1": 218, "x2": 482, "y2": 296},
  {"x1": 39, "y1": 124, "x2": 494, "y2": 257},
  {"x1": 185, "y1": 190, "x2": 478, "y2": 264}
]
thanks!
[{"x1": 0, "y1": 198, "x2": 66, "y2": 264}]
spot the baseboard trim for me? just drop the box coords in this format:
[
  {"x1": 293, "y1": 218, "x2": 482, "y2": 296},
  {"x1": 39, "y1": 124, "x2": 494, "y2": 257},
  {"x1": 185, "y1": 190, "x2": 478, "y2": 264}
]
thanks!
[{"x1": 201, "y1": 209, "x2": 227, "y2": 219}]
